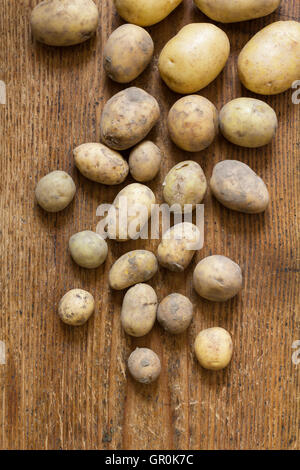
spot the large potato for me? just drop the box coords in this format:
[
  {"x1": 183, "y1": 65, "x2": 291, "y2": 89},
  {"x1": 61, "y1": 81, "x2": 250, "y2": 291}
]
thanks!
[
  {"x1": 129, "y1": 141, "x2": 162, "y2": 182},
  {"x1": 121, "y1": 284, "x2": 157, "y2": 337},
  {"x1": 103, "y1": 24, "x2": 154, "y2": 83},
  {"x1": 128, "y1": 348, "x2": 161, "y2": 384},
  {"x1": 210, "y1": 160, "x2": 269, "y2": 214},
  {"x1": 194, "y1": 0, "x2": 281, "y2": 23},
  {"x1": 238, "y1": 21, "x2": 300, "y2": 95},
  {"x1": 69, "y1": 230, "x2": 108, "y2": 268},
  {"x1": 31, "y1": 0, "x2": 99, "y2": 47},
  {"x1": 114, "y1": 0, "x2": 183, "y2": 27},
  {"x1": 58, "y1": 289, "x2": 95, "y2": 326},
  {"x1": 157, "y1": 293, "x2": 193, "y2": 334},
  {"x1": 194, "y1": 327, "x2": 233, "y2": 370},
  {"x1": 100, "y1": 88, "x2": 160, "y2": 150},
  {"x1": 158, "y1": 23, "x2": 230, "y2": 94},
  {"x1": 109, "y1": 250, "x2": 158, "y2": 290},
  {"x1": 35, "y1": 170, "x2": 76, "y2": 212}
]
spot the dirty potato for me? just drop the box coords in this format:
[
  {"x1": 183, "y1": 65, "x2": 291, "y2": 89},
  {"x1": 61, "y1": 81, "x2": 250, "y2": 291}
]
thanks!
[
  {"x1": 58, "y1": 288, "x2": 95, "y2": 325},
  {"x1": 35, "y1": 170, "x2": 76, "y2": 212},
  {"x1": 157, "y1": 293, "x2": 193, "y2": 334},
  {"x1": 129, "y1": 141, "x2": 162, "y2": 182},
  {"x1": 109, "y1": 250, "x2": 158, "y2": 290},
  {"x1": 114, "y1": 0, "x2": 183, "y2": 27},
  {"x1": 128, "y1": 347, "x2": 161, "y2": 383},
  {"x1": 194, "y1": 0, "x2": 281, "y2": 23},
  {"x1": 121, "y1": 284, "x2": 157, "y2": 337},
  {"x1": 69, "y1": 230, "x2": 108, "y2": 268},
  {"x1": 194, "y1": 327, "x2": 233, "y2": 370}
]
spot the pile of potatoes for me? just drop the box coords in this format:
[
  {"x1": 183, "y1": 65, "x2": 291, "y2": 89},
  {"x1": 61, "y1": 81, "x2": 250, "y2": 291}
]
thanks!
[{"x1": 31, "y1": 0, "x2": 299, "y2": 383}]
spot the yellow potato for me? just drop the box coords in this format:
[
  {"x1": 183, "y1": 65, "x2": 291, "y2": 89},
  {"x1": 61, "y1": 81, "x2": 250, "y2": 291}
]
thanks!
[
  {"x1": 129, "y1": 141, "x2": 162, "y2": 182},
  {"x1": 157, "y1": 293, "x2": 193, "y2": 334},
  {"x1": 121, "y1": 284, "x2": 157, "y2": 337},
  {"x1": 69, "y1": 231, "x2": 108, "y2": 268},
  {"x1": 58, "y1": 289, "x2": 95, "y2": 326},
  {"x1": 113, "y1": 0, "x2": 183, "y2": 27},
  {"x1": 194, "y1": 327, "x2": 233, "y2": 370},
  {"x1": 194, "y1": 0, "x2": 281, "y2": 23},
  {"x1": 128, "y1": 348, "x2": 161, "y2": 384},
  {"x1": 109, "y1": 250, "x2": 158, "y2": 290},
  {"x1": 35, "y1": 170, "x2": 76, "y2": 212}
]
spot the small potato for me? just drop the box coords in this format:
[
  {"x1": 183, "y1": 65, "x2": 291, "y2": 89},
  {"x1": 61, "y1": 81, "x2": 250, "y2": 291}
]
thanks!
[
  {"x1": 100, "y1": 87, "x2": 160, "y2": 150},
  {"x1": 69, "y1": 231, "x2": 108, "y2": 268},
  {"x1": 210, "y1": 160, "x2": 269, "y2": 214},
  {"x1": 114, "y1": 0, "x2": 183, "y2": 27},
  {"x1": 194, "y1": 327, "x2": 233, "y2": 370},
  {"x1": 128, "y1": 348, "x2": 161, "y2": 384},
  {"x1": 219, "y1": 98, "x2": 278, "y2": 148},
  {"x1": 129, "y1": 141, "x2": 162, "y2": 182},
  {"x1": 121, "y1": 284, "x2": 157, "y2": 337},
  {"x1": 31, "y1": 0, "x2": 99, "y2": 47},
  {"x1": 168, "y1": 95, "x2": 218, "y2": 152},
  {"x1": 193, "y1": 255, "x2": 242, "y2": 302},
  {"x1": 35, "y1": 170, "x2": 76, "y2": 212},
  {"x1": 194, "y1": 0, "x2": 281, "y2": 23},
  {"x1": 157, "y1": 293, "x2": 193, "y2": 334},
  {"x1": 104, "y1": 24, "x2": 154, "y2": 83},
  {"x1": 109, "y1": 250, "x2": 158, "y2": 290},
  {"x1": 58, "y1": 288, "x2": 95, "y2": 326}
]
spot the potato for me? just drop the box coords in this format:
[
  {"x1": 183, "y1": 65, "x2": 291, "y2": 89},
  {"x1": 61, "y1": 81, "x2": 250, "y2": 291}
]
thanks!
[
  {"x1": 31, "y1": 0, "x2": 99, "y2": 47},
  {"x1": 35, "y1": 170, "x2": 76, "y2": 212},
  {"x1": 128, "y1": 348, "x2": 161, "y2": 384},
  {"x1": 168, "y1": 95, "x2": 218, "y2": 152},
  {"x1": 73, "y1": 143, "x2": 128, "y2": 185},
  {"x1": 129, "y1": 141, "x2": 162, "y2": 182},
  {"x1": 163, "y1": 161, "x2": 207, "y2": 212},
  {"x1": 69, "y1": 230, "x2": 108, "y2": 268},
  {"x1": 157, "y1": 293, "x2": 193, "y2": 334},
  {"x1": 194, "y1": 0, "x2": 281, "y2": 23},
  {"x1": 210, "y1": 160, "x2": 269, "y2": 214},
  {"x1": 219, "y1": 98, "x2": 278, "y2": 148},
  {"x1": 58, "y1": 289, "x2": 95, "y2": 326},
  {"x1": 193, "y1": 255, "x2": 242, "y2": 302},
  {"x1": 238, "y1": 21, "x2": 300, "y2": 95},
  {"x1": 194, "y1": 327, "x2": 233, "y2": 370},
  {"x1": 113, "y1": 0, "x2": 183, "y2": 27},
  {"x1": 121, "y1": 284, "x2": 157, "y2": 337},
  {"x1": 158, "y1": 23, "x2": 230, "y2": 94},
  {"x1": 100, "y1": 87, "x2": 160, "y2": 150},
  {"x1": 103, "y1": 24, "x2": 154, "y2": 83},
  {"x1": 157, "y1": 222, "x2": 201, "y2": 272},
  {"x1": 109, "y1": 250, "x2": 158, "y2": 290}
]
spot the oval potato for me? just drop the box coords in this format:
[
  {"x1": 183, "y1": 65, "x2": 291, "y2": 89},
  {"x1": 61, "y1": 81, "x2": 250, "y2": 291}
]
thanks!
[
  {"x1": 194, "y1": 327, "x2": 233, "y2": 370},
  {"x1": 109, "y1": 250, "x2": 158, "y2": 290},
  {"x1": 35, "y1": 170, "x2": 76, "y2": 213},
  {"x1": 194, "y1": 0, "x2": 281, "y2": 23},
  {"x1": 58, "y1": 289, "x2": 95, "y2": 326},
  {"x1": 128, "y1": 348, "x2": 161, "y2": 384},
  {"x1": 69, "y1": 230, "x2": 108, "y2": 268},
  {"x1": 129, "y1": 141, "x2": 162, "y2": 182},
  {"x1": 121, "y1": 284, "x2": 157, "y2": 337},
  {"x1": 157, "y1": 293, "x2": 193, "y2": 334},
  {"x1": 113, "y1": 0, "x2": 183, "y2": 27}
]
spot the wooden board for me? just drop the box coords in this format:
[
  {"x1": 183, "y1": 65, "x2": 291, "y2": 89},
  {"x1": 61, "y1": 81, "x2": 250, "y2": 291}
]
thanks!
[{"x1": 0, "y1": 0, "x2": 299, "y2": 450}]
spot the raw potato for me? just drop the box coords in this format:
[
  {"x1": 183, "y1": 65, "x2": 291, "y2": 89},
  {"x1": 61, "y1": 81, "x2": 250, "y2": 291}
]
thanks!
[
  {"x1": 194, "y1": 327, "x2": 233, "y2": 370},
  {"x1": 31, "y1": 0, "x2": 99, "y2": 47},
  {"x1": 113, "y1": 0, "x2": 183, "y2": 27},
  {"x1": 158, "y1": 23, "x2": 230, "y2": 94},
  {"x1": 219, "y1": 98, "x2": 278, "y2": 148},
  {"x1": 35, "y1": 170, "x2": 76, "y2": 212},
  {"x1": 194, "y1": 0, "x2": 281, "y2": 23},
  {"x1": 69, "y1": 230, "x2": 108, "y2": 268},
  {"x1": 129, "y1": 141, "x2": 162, "y2": 182},
  {"x1": 100, "y1": 87, "x2": 160, "y2": 150},
  {"x1": 103, "y1": 24, "x2": 154, "y2": 83},
  {"x1": 73, "y1": 143, "x2": 129, "y2": 185},
  {"x1": 193, "y1": 255, "x2": 242, "y2": 301},
  {"x1": 157, "y1": 293, "x2": 193, "y2": 334},
  {"x1": 168, "y1": 95, "x2": 218, "y2": 152},
  {"x1": 121, "y1": 284, "x2": 157, "y2": 337},
  {"x1": 210, "y1": 160, "x2": 270, "y2": 214},
  {"x1": 109, "y1": 250, "x2": 158, "y2": 290},
  {"x1": 58, "y1": 289, "x2": 95, "y2": 326},
  {"x1": 128, "y1": 348, "x2": 161, "y2": 384},
  {"x1": 238, "y1": 21, "x2": 300, "y2": 95}
]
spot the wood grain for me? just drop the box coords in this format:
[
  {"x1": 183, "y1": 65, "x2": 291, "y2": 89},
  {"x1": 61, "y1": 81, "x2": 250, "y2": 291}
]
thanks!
[{"x1": 0, "y1": 0, "x2": 299, "y2": 450}]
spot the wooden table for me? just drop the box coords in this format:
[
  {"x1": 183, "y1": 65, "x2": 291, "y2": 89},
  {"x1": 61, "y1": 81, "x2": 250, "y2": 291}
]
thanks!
[{"x1": 0, "y1": 0, "x2": 299, "y2": 450}]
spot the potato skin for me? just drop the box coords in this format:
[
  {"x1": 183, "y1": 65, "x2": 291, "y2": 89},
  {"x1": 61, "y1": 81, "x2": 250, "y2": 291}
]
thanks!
[
  {"x1": 194, "y1": 327, "x2": 233, "y2": 370},
  {"x1": 58, "y1": 289, "x2": 95, "y2": 326},
  {"x1": 194, "y1": 0, "x2": 281, "y2": 23},
  {"x1": 100, "y1": 87, "x2": 160, "y2": 150},
  {"x1": 158, "y1": 23, "x2": 230, "y2": 94},
  {"x1": 219, "y1": 98, "x2": 278, "y2": 148},
  {"x1": 35, "y1": 170, "x2": 76, "y2": 212},
  {"x1": 104, "y1": 24, "x2": 154, "y2": 83},
  {"x1": 31, "y1": 0, "x2": 99, "y2": 47},
  {"x1": 109, "y1": 250, "x2": 158, "y2": 290},
  {"x1": 238, "y1": 21, "x2": 300, "y2": 95},
  {"x1": 114, "y1": 0, "x2": 183, "y2": 27},
  {"x1": 128, "y1": 348, "x2": 161, "y2": 383},
  {"x1": 73, "y1": 143, "x2": 129, "y2": 185},
  {"x1": 121, "y1": 284, "x2": 157, "y2": 337},
  {"x1": 168, "y1": 95, "x2": 218, "y2": 152},
  {"x1": 129, "y1": 141, "x2": 162, "y2": 182},
  {"x1": 210, "y1": 160, "x2": 269, "y2": 214},
  {"x1": 69, "y1": 231, "x2": 108, "y2": 268},
  {"x1": 157, "y1": 293, "x2": 193, "y2": 334}
]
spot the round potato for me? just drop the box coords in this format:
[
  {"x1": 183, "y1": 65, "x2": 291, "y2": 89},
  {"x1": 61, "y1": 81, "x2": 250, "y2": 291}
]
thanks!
[
  {"x1": 158, "y1": 23, "x2": 230, "y2": 94},
  {"x1": 193, "y1": 255, "x2": 242, "y2": 302},
  {"x1": 109, "y1": 250, "x2": 158, "y2": 290},
  {"x1": 194, "y1": 0, "x2": 281, "y2": 23},
  {"x1": 100, "y1": 87, "x2": 160, "y2": 150},
  {"x1": 103, "y1": 24, "x2": 154, "y2": 83},
  {"x1": 194, "y1": 327, "x2": 233, "y2": 370},
  {"x1": 35, "y1": 170, "x2": 76, "y2": 212},
  {"x1": 210, "y1": 160, "x2": 269, "y2": 214},
  {"x1": 121, "y1": 284, "x2": 157, "y2": 337},
  {"x1": 129, "y1": 141, "x2": 162, "y2": 182},
  {"x1": 113, "y1": 0, "x2": 183, "y2": 27},
  {"x1": 58, "y1": 288, "x2": 95, "y2": 326},
  {"x1": 31, "y1": 0, "x2": 99, "y2": 47},
  {"x1": 219, "y1": 98, "x2": 278, "y2": 148},
  {"x1": 69, "y1": 230, "x2": 108, "y2": 268},
  {"x1": 157, "y1": 293, "x2": 193, "y2": 334},
  {"x1": 128, "y1": 348, "x2": 161, "y2": 384},
  {"x1": 238, "y1": 21, "x2": 300, "y2": 95}
]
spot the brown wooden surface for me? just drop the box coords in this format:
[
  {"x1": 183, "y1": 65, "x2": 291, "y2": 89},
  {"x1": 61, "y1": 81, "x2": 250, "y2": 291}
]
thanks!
[{"x1": 0, "y1": 0, "x2": 299, "y2": 450}]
